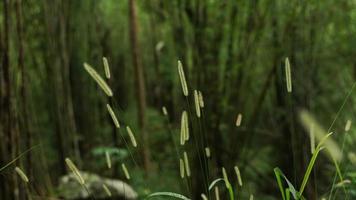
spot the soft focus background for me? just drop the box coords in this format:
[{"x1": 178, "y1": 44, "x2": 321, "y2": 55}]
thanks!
[{"x1": 1, "y1": 0, "x2": 356, "y2": 199}]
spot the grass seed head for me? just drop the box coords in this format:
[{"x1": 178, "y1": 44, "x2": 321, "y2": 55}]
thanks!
[
  {"x1": 65, "y1": 158, "x2": 85, "y2": 185},
  {"x1": 222, "y1": 167, "x2": 231, "y2": 189},
  {"x1": 194, "y1": 90, "x2": 201, "y2": 118},
  {"x1": 178, "y1": 60, "x2": 189, "y2": 96},
  {"x1": 285, "y1": 57, "x2": 292, "y2": 93},
  {"x1": 179, "y1": 158, "x2": 185, "y2": 178},
  {"x1": 107, "y1": 104, "x2": 120, "y2": 128},
  {"x1": 234, "y1": 166, "x2": 243, "y2": 186},
  {"x1": 126, "y1": 126, "x2": 137, "y2": 147},
  {"x1": 121, "y1": 163, "x2": 130, "y2": 180},
  {"x1": 102, "y1": 57, "x2": 111, "y2": 79},
  {"x1": 236, "y1": 113, "x2": 242, "y2": 127},
  {"x1": 198, "y1": 91, "x2": 204, "y2": 108},
  {"x1": 205, "y1": 147, "x2": 211, "y2": 158},
  {"x1": 83, "y1": 62, "x2": 113, "y2": 96},
  {"x1": 105, "y1": 151, "x2": 111, "y2": 169},
  {"x1": 183, "y1": 151, "x2": 191, "y2": 177},
  {"x1": 162, "y1": 106, "x2": 168, "y2": 116},
  {"x1": 102, "y1": 184, "x2": 112, "y2": 197},
  {"x1": 15, "y1": 167, "x2": 29, "y2": 183},
  {"x1": 345, "y1": 119, "x2": 352, "y2": 132}
]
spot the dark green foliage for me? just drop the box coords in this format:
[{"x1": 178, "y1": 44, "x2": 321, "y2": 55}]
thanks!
[{"x1": 0, "y1": 0, "x2": 355, "y2": 199}]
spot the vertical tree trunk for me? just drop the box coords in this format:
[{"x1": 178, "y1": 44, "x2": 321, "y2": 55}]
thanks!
[
  {"x1": 128, "y1": 0, "x2": 151, "y2": 172},
  {"x1": 0, "y1": 0, "x2": 11, "y2": 198},
  {"x1": 15, "y1": 0, "x2": 33, "y2": 181},
  {"x1": 42, "y1": 0, "x2": 67, "y2": 175},
  {"x1": 58, "y1": 0, "x2": 79, "y2": 166},
  {"x1": 1, "y1": 0, "x2": 20, "y2": 199}
]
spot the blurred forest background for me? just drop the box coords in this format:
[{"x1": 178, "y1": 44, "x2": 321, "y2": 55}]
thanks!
[{"x1": 1, "y1": 0, "x2": 356, "y2": 199}]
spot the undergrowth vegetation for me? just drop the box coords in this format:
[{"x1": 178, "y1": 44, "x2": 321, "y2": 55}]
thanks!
[
  {"x1": 1, "y1": 1, "x2": 356, "y2": 200},
  {"x1": 2, "y1": 58, "x2": 356, "y2": 200}
]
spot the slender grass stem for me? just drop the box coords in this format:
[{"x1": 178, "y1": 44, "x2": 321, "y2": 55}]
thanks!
[
  {"x1": 184, "y1": 97, "x2": 209, "y2": 196},
  {"x1": 163, "y1": 113, "x2": 191, "y2": 196}
]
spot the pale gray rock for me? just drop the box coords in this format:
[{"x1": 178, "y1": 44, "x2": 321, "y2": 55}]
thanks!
[{"x1": 57, "y1": 171, "x2": 137, "y2": 200}]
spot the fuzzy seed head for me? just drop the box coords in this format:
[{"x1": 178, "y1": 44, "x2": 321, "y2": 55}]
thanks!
[
  {"x1": 205, "y1": 147, "x2": 211, "y2": 158},
  {"x1": 65, "y1": 158, "x2": 85, "y2": 185},
  {"x1": 102, "y1": 57, "x2": 111, "y2": 79},
  {"x1": 194, "y1": 90, "x2": 201, "y2": 118},
  {"x1": 103, "y1": 184, "x2": 112, "y2": 197},
  {"x1": 121, "y1": 163, "x2": 130, "y2": 180},
  {"x1": 345, "y1": 120, "x2": 352, "y2": 132},
  {"x1": 105, "y1": 151, "x2": 111, "y2": 169},
  {"x1": 234, "y1": 166, "x2": 243, "y2": 186},
  {"x1": 198, "y1": 91, "x2": 204, "y2": 108},
  {"x1": 107, "y1": 104, "x2": 120, "y2": 128},
  {"x1": 162, "y1": 106, "x2": 168, "y2": 116},
  {"x1": 83, "y1": 62, "x2": 113, "y2": 96},
  {"x1": 183, "y1": 152, "x2": 191, "y2": 177},
  {"x1": 15, "y1": 167, "x2": 29, "y2": 183},
  {"x1": 236, "y1": 113, "x2": 242, "y2": 127},
  {"x1": 310, "y1": 123, "x2": 315, "y2": 154},
  {"x1": 222, "y1": 167, "x2": 231, "y2": 189},
  {"x1": 178, "y1": 60, "x2": 189, "y2": 96},
  {"x1": 180, "y1": 111, "x2": 189, "y2": 145},
  {"x1": 285, "y1": 57, "x2": 292, "y2": 93},
  {"x1": 126, "y1": 126, "x2": 137, "y2": 147},
  {"x1": 179, "y1": 158, "x2": 185, "y2": 178}
]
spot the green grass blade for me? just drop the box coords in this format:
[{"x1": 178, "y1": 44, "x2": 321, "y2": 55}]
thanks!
[
  {"x1": 146, "y1": 192, "x2": 191, "y2": 200},
  {"x1": 227, "y1": 185, "x2": 234, "y2": 200},
  {"x1": 274, "y1": 168, "x2": 286, "y2": 200},
  {"x1": 208, "y1": 178, "x2": 224, "y2": 190},
  {"x1": 286, "y1": 188, "x2": 290, "y2": 200},
  {"x1": 0, "y1": 145, "x2": 38, "y2": 172},
  {"x1": 299, "y1": 133, "x2": 333, "y2": 196}
]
